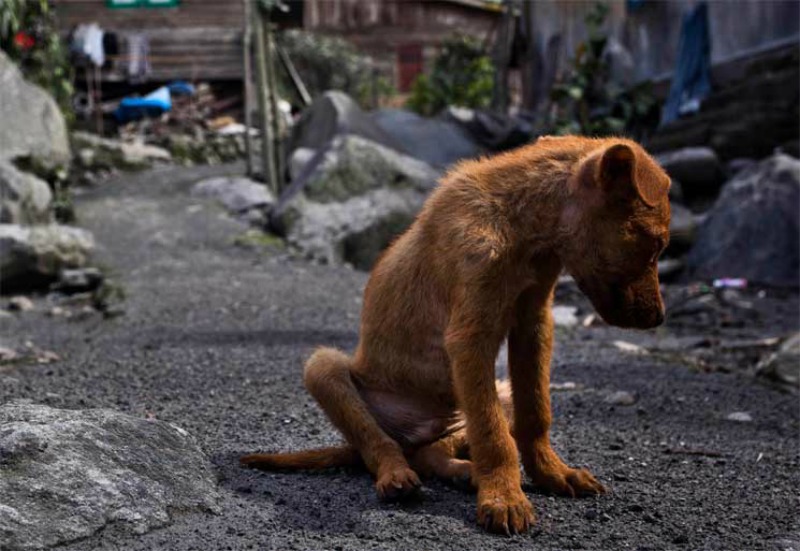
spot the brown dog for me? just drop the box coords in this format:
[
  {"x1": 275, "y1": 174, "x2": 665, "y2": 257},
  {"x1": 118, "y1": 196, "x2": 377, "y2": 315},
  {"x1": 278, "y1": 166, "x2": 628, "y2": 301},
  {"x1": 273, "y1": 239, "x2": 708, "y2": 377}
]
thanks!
[{"x1": 242, "y1": 135, "x2": 671, "y2": 534}]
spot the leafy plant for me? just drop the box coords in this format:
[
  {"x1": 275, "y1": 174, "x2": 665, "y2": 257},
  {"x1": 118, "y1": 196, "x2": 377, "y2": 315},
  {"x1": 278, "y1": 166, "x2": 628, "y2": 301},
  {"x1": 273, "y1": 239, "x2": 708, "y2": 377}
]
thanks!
[
  {"x1": 279, "y1": 30, "x2": 394, "y2": 109},
  {"x1": 549, "y1": 2, "x2": 656, "y2": 137},
  {"x1": 0, "y1": 0, "x2": 74, "y2": 123},
  {"x1": 406, "y1": 34, "x2": 494, "y2": 117}
]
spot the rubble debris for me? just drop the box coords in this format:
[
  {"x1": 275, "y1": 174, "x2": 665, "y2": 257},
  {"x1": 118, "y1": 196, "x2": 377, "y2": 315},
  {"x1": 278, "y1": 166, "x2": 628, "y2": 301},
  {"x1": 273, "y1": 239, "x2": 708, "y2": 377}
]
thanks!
[
  {"x1": 613, "y1": 341, "x2": 648, "y2": 355},
  {"x1": 72, "y1": 131, "x2": 172, "y2": 171},
  {"x1": 51, "y1": 267, "x2": 104, "y2": 294}
]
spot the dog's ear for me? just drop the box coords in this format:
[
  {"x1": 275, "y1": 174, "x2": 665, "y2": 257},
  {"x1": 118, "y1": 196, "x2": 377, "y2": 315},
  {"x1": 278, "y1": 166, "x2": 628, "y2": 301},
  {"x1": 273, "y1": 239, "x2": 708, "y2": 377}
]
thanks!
[{"x1": 599, "y1": 143, "x2": 661, "y2": 207}]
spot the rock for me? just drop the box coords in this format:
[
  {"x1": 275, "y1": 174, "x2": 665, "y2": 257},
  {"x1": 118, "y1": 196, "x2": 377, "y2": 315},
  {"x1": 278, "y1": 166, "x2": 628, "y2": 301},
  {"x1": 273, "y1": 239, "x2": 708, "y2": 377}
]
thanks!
[
  {"x1": 0, "y1": 401, "x2": 219, "y2": 550},
  {"x1": 605, "y1": 390, "x2": 637, "y2": 406},
  {"x1": 613, "y1": 341, "x2": 648, "y2": 355},
  {"x1": 0, "y1": 51, "x2": 70, "y2": 166},
  {"x1": 191, "y1": 176, "x2": 274, "y2": 215},
  {"x1": 727, "y1": 158, "x2": 757, "y2": 176},
  {"x1": 288, "y1": 147, "x2": 320, "y2": 181},
  {"x1": 0, "y1": 346, "x2": 18, "y2": 362},
  {"x1": 289, "y1": 91, "x2": 403, "y2": 153},
  {"x1": 668, "y1": 202, "x2": 697, "y2": 251},
  {"x1": 7, "y1": 296, "x2": 34, "y2": 312},
  {"x1": 657, "y1": 258, "x2": 684, "y2": 281},
  {"x1": 0, "y1": 160, "x2": 53, "y2": 225},
  {"x1": 0, "y1": 224, "x2": 95, "y2": 292},
  {"x1": 756, "y1": 332, "x2": 800, "y2": 389},
  {"x1": 684, "y1": 154, "x2": 800, "y2": 287},
  {"x1": 552, "y1": 305, "x2": 579, "y2": 327},
  {"x1": 444, "y1": 107, "x2": 533, "y2": 151},
  {"x1": 726, "y1": 411, "x2": 753, "y2": 422},
  {"x1": 274, "y1": 134, "x2": 439, "y2": 269},
  {"x1": 371, "y1": 108, "x2": 483, "y2": 169},
  {"x1": 655, "y1": 147, "x2": 725, "y2": 200},
  {"x1": 72, "y1": 132, "x2": 172, "y2": 171},
  {"x1": 52, "y1": 267, "x2": 105, "y2": 294}
]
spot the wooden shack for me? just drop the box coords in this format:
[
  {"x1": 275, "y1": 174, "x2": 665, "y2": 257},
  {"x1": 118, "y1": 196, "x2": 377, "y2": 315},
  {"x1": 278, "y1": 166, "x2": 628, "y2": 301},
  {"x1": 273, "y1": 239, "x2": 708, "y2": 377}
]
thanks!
[{"x1": 53, "y1": 0, "x2": 501, "y2": 88}]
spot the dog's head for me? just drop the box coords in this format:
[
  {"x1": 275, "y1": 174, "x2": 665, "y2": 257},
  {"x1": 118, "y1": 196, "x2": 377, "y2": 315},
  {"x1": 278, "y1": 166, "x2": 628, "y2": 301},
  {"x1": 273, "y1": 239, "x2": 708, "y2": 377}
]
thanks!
[{"x1": 559, "y1": 141, "x2": 671, "y2": 329}]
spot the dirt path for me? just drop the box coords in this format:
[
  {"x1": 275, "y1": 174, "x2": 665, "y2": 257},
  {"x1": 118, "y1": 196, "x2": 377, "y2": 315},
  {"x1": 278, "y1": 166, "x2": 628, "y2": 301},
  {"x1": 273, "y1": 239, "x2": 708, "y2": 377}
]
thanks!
[{"x1": 1, "y1": 166, "x2": 798, "y2": 550}]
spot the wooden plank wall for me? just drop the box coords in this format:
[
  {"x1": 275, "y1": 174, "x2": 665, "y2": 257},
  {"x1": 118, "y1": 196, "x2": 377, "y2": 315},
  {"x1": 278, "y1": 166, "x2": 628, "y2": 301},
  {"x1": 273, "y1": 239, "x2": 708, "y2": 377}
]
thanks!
[{"x1": 54, "y1": 0, "x2": 245, "y2": 81}]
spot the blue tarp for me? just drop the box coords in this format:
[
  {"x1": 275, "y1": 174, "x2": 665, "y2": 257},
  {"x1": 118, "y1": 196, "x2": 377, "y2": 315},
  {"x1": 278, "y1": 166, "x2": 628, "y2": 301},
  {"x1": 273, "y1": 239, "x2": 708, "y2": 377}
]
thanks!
[
  {"x1": 661, "y1": 2, "x2": 712, "y2": 126},
  {"x1": 114, "y1": 86, "x2": 172, "y2": 123}
]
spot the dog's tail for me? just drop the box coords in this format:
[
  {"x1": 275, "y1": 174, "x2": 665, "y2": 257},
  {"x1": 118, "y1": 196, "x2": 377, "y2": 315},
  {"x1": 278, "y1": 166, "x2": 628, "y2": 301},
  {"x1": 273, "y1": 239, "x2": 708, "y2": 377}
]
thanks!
[{"x1": 240, "y1": 445, "x2": 362, "y2": 471}]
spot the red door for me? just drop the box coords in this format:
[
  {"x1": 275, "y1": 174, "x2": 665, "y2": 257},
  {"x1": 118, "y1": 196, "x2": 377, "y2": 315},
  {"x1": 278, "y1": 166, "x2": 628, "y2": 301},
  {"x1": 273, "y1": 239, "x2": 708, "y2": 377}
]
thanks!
[{"x1": 397, "y1": 43, "x2": 423, "y2": 92}]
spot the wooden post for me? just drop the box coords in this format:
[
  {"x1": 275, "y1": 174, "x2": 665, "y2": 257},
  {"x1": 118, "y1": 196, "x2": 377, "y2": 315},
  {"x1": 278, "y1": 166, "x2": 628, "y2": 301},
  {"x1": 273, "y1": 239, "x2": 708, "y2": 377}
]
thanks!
[
  {"x1": 264, "y1": 21, "x2": 284, "y2": 194},
  {"x1": 254, "y1": 6, "x2": 278, "y2": 194},
  {"x1": 242, "y1": 0, "x2": 254, "y2": 176}
]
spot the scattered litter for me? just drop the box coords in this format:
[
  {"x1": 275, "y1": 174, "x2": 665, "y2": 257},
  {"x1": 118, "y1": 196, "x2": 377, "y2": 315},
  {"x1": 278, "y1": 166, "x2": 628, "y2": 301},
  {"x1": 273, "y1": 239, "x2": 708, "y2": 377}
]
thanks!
[
  {"x1": 713, "y1": 278, "x2": 748, "y2": 289},
  {"x1": 582, "y1": 313, "x2": 597, "y2": 327},
  {"x1": 756, "y1": 452, "x2": 764, "y2": 462},
  {"x1": 36, "y1": 350, "x2": 60, "y2": 364},
  {"x1": 552, "y1": 305, "x2": 579, "y2": 327},
  {"x1": 613, "y1": 341, "x2": 648, "y2": 355},
  {"x1": 550, "y1": 381, "x2": 578, "y2": 391},
  {"x1": 605, "y1": 390, "x2": 637, "y2": 406},
  {"x1": 726, "y1": 411, "x2": 753, "y2": 422}
]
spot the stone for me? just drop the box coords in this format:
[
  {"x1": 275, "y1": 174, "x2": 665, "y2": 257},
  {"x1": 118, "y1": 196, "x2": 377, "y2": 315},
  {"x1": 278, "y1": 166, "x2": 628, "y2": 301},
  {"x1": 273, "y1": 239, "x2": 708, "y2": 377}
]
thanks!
[
  {"x1": 52, "y1": 267, "x2": 105, "y2": 294},
  {"x1": 7, "y1": 296, "x2": 34, "y2": 312},
  {"x1": 668, "y1": 202, "x2": 697, "y2": 251},
  {"x1": 191, "y1": 176, "x2": 274, "y2": 214},
  {"x1": 684, "y1": 154, "x2": 800, "y2": 287},
  {"x1": 756, "y1": 332, "x2": 800, "y2": 389},
  {"x1": 0, "y1": 401, "x2": 220, "y2": 550},
  {"x1": 552, "y1": 305, "x2": 579, "y2": 327},
  {"x1": 0, "y1": 51, "x2": 70, "y2": 166},
  {"x1": 0, "y1": 224, "x2": 95, "y2": 292},
  {"x1": 655, "y1": 147, "x2": 725, "y2": 199},
  {"x1": 273, "y1": 134, "x2": 440, "y2": 269},
  {"x1": 0, "y1": 160, "x2": 53, "y2": 225},
  {"x1": 71, "y1": 132, "x2": 172, "y2": 171},
  {"x1": 289, "y1": 91, "x2": 403, "y2": 153},
  {"x1": 605, "y1": 391, "x2": 637, "y2": 406},
  {"x1": 371, "y1": 108, "x2": 483, "y2": 169},
  {"x1": 726, "y1": 411, "x2": 753, "y2": 422}
]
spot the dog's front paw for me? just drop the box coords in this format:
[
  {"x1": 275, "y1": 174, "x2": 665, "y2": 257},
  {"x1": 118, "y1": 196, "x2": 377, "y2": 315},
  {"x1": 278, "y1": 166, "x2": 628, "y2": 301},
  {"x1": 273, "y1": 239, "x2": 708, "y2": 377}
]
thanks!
[
  {"x1": 376, "y1": 465, "x2": 422, "y2": 501},
  {"x1": 476, "y1": 486, "x2": 535, "y2": 535},
  {"x1": 530, "y1": 465, "x2": 606, "y2": 497}
]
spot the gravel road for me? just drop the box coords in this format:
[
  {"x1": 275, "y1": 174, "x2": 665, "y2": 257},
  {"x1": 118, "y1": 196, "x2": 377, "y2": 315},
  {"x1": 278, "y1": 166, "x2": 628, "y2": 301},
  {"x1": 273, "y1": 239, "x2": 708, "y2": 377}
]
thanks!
[{"x1": 1, "y1": 165, "x2": 797, "y2": 551}]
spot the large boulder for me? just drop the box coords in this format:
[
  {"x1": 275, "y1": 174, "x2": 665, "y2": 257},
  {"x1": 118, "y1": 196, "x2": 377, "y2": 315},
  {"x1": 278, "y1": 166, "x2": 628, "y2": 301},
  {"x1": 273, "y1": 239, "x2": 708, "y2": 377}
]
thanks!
[
  {"x1": 0, "y1": 224, "x2": 94, "y2": 291},
  {"x1": 668, "y1": 201, "x2": 697, "y2": 253},
  {"x1": 288, "y1": 91, "x2": 404, "y2": 153},
  {"x1": 684, "y1": 154, "x2": 799, "y2": 287},
  {"x1": 0, "y1": 401, "x2": 220, "y2": 551},
  {"x1": 0, "y1": 51, "x2": 69, "y2": 166},
  {"x1": 655, "y1": 147, "x2": 725, "y2": 203},
  {"x1": 274, "y1": 134, "x2": 439, "y2": 269},
  {"x1": 371, "y1": 108, "x2": 483, "y2": 169},
  {"x1": 0, "y1": 160, "x2": 52, "y2": 225}
]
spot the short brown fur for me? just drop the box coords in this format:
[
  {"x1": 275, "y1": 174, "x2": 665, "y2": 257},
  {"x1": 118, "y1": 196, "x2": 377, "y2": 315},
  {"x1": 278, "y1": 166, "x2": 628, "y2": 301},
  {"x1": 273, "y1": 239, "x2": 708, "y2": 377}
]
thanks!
[{"x1": 241, "y1": 135, "x2": 671, "y2": 534}]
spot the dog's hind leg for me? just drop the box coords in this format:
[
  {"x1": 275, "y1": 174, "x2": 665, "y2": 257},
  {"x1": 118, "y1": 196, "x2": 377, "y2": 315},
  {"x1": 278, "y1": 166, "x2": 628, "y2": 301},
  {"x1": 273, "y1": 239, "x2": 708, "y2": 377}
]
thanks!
[
  {"x1": 303, "y1": 347, "x2": 421, "y2": 501},
  {"x1": 409, "y1": 429, "x2": 474, "y2": 489}
]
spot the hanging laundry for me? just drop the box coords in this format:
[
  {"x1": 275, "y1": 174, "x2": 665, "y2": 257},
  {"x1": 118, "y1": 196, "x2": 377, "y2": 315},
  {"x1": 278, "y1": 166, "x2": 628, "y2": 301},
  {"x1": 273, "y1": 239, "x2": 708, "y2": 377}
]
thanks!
[
  {"x1": 661, "y1": 2, "x2": 712, "y2": 126},
  {"x1": 70, "y1": 23, "x2": 105, "y2": 67},
  {"x1": 127, "y1": 32, "x2": 151, "y2": 83}
]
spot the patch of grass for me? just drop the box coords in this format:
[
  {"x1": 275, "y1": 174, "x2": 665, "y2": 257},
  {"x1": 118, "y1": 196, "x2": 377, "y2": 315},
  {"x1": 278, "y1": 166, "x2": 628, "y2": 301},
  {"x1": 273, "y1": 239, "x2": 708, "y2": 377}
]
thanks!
[{"x1": 232, "y1": 229, "x2": 286, "y2": 251}]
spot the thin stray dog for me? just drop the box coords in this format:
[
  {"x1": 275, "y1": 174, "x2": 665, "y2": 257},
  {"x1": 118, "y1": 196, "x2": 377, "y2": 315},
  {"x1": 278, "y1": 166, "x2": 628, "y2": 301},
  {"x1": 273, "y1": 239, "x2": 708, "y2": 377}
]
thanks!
[{"x1": 241, "y1": 135, "x2": 671, "y2": 535}]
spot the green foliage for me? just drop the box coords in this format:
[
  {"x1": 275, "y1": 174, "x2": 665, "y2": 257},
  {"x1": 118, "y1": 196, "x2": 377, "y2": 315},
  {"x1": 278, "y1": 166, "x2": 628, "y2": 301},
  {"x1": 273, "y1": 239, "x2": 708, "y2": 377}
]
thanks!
[
  {"x1": 279, "y1": 30, "x2": 394, "y2": 109},
  {"x1": 406, "y1": 34, "x2": 494, "y2": 117},
  {"x1": 549, "y1": 2, "x2": 655, "y2": 137},
  {"x1": 0, "y1": 0, "x2": 74, "y2": 124}
]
